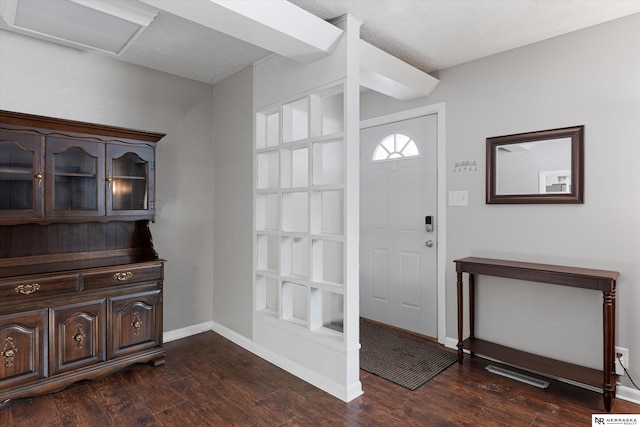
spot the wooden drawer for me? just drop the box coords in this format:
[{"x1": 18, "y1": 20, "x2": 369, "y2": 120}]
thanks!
[
  {"x1": 0, "y1": 274, "x2": 79, "y2": 302},
  {"x1": 83, "y1": 264, "x2": 163, "y2": 290}
]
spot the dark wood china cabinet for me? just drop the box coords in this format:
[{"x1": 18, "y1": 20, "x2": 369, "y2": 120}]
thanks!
[{"x1": 0, "y1": 110, "x2": 165, "y2": 402}]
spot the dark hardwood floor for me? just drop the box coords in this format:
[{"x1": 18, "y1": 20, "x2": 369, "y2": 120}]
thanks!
[{"x1": 1, "y1": 328, "x2": 638, "y2": 426}]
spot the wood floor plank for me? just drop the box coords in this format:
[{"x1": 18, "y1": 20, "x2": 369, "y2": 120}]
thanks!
[
  {"x1": 0, "y1": 402, "x2": 13, "y2": 427},
  {"x1": 7, "y1": 395, "x2": 59, "y2": 427},
  {"x1": 263, "y1": 386, "x2": 346, "y2": 422},
  {"x1": 166, "y1": 374, "x2": 222, "y2": 404},
  {"x1": 118, "y1": 365, "x2": 187, "y2": 414},
  {"x1": 153, "y1": 401, "x2": 212, "y2": 427},
  {"x1": 52, "y1": 383, "x2": 112, "y2": 427},
  {"x1": 154, "y1": 358, "x2": 196, "y2": 383},
  {"x1": 191, "y1": 398, "x2": 252, "y2": 426},
  {"x1": 89, "y1": 372, "x2": 158, "y2": 426}
]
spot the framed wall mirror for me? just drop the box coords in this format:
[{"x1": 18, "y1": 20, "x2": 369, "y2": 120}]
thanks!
[{"x1": 486, "y1": 125, "x2": 584, "y2": 204}]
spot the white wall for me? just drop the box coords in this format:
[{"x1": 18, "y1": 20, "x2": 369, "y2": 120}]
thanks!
[
  {"x1": 212, "y1": 66, "x2": 254, "y2": 338},
  {"x1": 362, "y1": 13, "x2": 640, "y2": 387},
  {"x1": 0, "y1": 30, "x2": 216, "y2": 333}
]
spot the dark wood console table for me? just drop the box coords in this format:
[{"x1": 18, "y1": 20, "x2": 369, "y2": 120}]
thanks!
[{"x1": 455, "y1": 257, "x2": 619, "y2": 411}]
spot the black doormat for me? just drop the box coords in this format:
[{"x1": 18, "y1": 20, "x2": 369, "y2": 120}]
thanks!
[{"x1": 360, "y1": 322, "x2": 457, "y2": 390}]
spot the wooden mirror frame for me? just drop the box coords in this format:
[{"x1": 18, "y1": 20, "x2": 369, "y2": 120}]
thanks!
[{"x1": 486, "y1": 125, "x2": 584, "y2": 204}]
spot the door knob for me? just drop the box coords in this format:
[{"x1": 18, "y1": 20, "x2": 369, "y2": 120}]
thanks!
[{"x1": 425, "y1": 240, "x2": 434, "y2": 248}]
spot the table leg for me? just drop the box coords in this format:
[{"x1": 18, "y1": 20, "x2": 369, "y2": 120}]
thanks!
[
  {"x1": 612, "y1": 284, "x2": 617, "y2": 399},
  {"x1": 457, "y1": 271, "x2": 464, "y2": 364},
  {"x1": 469, "y1": 273, "x2": 475, "y2": 340},
  {"x1": 603, "y1": 288, "x2": 615, "y2": 412}
]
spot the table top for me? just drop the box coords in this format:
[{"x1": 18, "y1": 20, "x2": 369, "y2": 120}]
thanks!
[{"x1": 454, "y1": 257, "x2": 618, "y2": 291}]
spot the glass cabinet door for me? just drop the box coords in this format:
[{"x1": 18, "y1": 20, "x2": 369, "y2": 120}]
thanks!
[
  {"x1": 0, "y1": 130, "x2": 44, "y2": 218},
  {"x1": 45, "y1": 137, "x2": 105, "y2": 217},
  {"x1": 106, "y1": 144, "x2": 154, "y2": 218}
]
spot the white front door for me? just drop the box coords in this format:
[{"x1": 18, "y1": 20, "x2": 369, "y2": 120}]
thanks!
[{"x1": 360, "y1": 114, "x2": 438, "y2": 337}]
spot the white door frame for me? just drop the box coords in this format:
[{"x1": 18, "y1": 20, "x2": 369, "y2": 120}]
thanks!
[{"x1": 360, "y1": 102, "x2": 446, "y2": 344}]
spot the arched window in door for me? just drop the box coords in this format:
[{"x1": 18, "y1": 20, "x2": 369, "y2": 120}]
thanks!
[{"x1": 372, "y1": 133, "x2": 420, "y2": 161}]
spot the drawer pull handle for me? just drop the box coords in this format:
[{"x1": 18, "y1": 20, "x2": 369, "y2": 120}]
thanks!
[
  {"x1": 1, "y1": 337, "x2": 17, "y2": 368},
  {"x1": 15, "y1": 283, "x2": 40, "y2": 295},
  {"x1": 114, "y1": 272, "x2": 133, "y2": 281}
]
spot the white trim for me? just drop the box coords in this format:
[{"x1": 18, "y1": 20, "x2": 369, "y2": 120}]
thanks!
[
  {"x1": 617, "y1": 384, "x2": 640, "y2": 405},
  {"x1": 163, "y1": 321, "x2": 213, "y2": 343},
  {"x1": 211, "y1": 321, "x2": 362, "y2": 402},
  {"x1": 359, "y1": 40, "x2": 439, "y2": 100},
  {"x1": 360, "y1": 102, "x2": 447, "y2": 345},
  {"x1": 445, "y1": 336, "x2": 458, "y2": 351}
]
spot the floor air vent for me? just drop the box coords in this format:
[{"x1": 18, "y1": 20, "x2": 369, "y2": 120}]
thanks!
[{"x1": 485, "y1": 365, "x2": 550, "y2": 389}]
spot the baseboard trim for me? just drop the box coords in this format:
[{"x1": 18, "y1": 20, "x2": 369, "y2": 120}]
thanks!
[
  {"x1": 616, "y1": 384, "x2": 640, "y2": 405},
  {"x1": 163, "y1": 321, "x2": 213, "y2": 343},
  {"x1": 445, "y1": 336, "x2": 458, "y2": 351},
  {"x1": 164, "y1": 321, "x2": 362, "y2": 401},
  {"x1": 211, "y1": 321, "x2": 362, "y2": 402}
]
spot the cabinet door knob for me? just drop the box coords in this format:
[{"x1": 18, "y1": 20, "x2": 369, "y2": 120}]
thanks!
[
  {"x1": 73, "y1": 325, "x2": 86, "y2": 350},
  {"x1": 131, "y1": 312, "x2": 143, "y2": 335},
  {"x1": 1, "y1": 337, "x2": 18, "y2": 368},
  {"x1": 35, "y1": 171, "x2": 43, "y2": 187}
]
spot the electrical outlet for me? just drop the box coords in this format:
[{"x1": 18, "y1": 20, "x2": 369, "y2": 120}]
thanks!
[{"x1": 615, "y1": 346, "x2": 629, "y2": 376}]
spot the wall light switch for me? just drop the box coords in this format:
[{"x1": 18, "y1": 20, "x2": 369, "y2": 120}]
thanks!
[{"x1": 449, "y1": 191, "x2": 468, "y2": 206}]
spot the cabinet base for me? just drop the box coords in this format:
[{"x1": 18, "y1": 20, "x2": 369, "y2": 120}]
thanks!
[{"x1": 0, "y1": 348, "x2": 165, "y2": 402}]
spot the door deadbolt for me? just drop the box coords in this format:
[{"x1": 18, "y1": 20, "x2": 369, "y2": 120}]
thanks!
[{"x1": 425, "y1": 216, "x2": 434, "y2": 232}]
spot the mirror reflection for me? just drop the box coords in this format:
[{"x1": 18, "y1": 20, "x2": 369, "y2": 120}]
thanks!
[
  {"x1": 495, "y1": 138, "x2": 571, "y2": 195},
  {"x1": 486, "y1": 125, "x2": 584, "y2": 204}
]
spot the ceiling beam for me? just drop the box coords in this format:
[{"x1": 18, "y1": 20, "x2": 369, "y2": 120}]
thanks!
[
  {"x1": 360, "y1": 40, "x2": 439, "y2": 100},
  {"x1": 139, "y1": 0, "x2": 343, "y2": 63}
]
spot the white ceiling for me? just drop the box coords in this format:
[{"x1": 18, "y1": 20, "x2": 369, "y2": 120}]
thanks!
[
  {"x1": 2, "y1": 0, "x2": 640, "y2": 86},
  {"x1": 289, "y1": 0, "x2": 640, "y2": 74}
]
